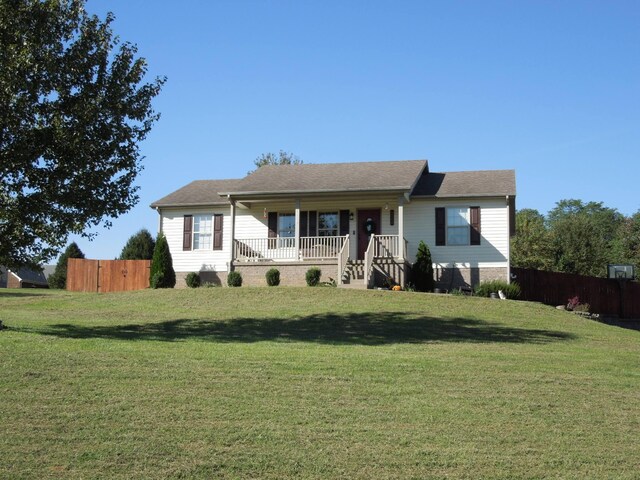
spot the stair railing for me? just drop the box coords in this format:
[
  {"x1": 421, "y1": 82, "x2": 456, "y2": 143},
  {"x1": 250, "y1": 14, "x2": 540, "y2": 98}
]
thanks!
[
  {"x1": 337, "y1": 234, "x2": 350, "y2": 285},
  {"x1": 363, "y1": 234, "x2": 376, "y2": 288}
]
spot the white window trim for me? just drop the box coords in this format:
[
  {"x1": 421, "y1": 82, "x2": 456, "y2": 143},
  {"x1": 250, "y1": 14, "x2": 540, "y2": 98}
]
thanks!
[
  {"x1": 193, "y1": 214, "x2": 213, "y2": 250},
  {"x1": 446, "y1": 207, "x2": 470, "y2": 246}
]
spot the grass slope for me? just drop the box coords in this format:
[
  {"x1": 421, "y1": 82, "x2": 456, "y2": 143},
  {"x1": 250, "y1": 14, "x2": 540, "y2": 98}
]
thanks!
[{"x1": 1, "y1": 287, "x2": 639, "y2": 479}]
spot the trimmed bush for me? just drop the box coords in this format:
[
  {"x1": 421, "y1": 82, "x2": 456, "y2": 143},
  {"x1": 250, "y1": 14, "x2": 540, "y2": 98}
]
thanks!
[
  {"x1": 474, "y1": 280, "x2": 521, "y2": 299},
  {"x1": 411, "y1": 241, "x2": 434, "y2": 292},
  {"x1": 149, "y1": 233, "x2": 176, "y2": 289},
  {"x1": 185, "y1": 272, "x2": 201, "y2": 288},
  {"x1": 227, "y1": 271, "x2": 242, "y2": 287},
  {"x1": 306, "y1": 267, "x2": 321, "y2": 287},
  {"x1": 266, "y1": 268, "x2": 280, "y2": 286}
]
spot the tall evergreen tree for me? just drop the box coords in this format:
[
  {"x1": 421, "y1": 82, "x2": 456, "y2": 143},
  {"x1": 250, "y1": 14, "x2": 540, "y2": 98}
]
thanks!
[
  {"x1": 48, "y1": 242, "x2": 85, "y2": 289},
  {"x1": 149, "y1": 233, "x2": 175, "y2": 288},
  {"x1": 411, "y1": 241, "x2": 435, "y2": 292},
  {"x1": 119, "y1": 229, "x2": 155, "y2": 260}
]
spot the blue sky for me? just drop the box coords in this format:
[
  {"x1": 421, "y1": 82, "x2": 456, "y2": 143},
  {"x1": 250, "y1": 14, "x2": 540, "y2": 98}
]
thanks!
[{"x1": 68, "y1": 0, "x2": 639, "y2": 260}]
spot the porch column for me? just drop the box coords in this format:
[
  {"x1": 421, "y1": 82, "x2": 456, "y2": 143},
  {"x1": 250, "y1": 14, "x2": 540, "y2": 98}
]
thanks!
[
  {"x1": 398, "y1": 196, "x2": 405, "y2": 261},
  {"x1": 229, "y1": 199, "x2": 236, "y2": 270},
  {"x1": 295, "y1": 199, "x2": 301, "y2": 259}
]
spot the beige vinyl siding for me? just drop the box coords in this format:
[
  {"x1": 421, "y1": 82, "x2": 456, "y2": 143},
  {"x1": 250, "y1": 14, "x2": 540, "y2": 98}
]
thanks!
[
  {"x1": 161, "y1": 207, "x2": 231, "y2": 272},
  {"x1": 404, "y1": 197, "x2": 509, "y2": 267}
]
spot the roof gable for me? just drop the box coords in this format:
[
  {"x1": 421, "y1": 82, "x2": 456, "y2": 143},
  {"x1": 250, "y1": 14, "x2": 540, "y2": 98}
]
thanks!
[
  {"x1": 221, "y1": 160, "x2": 429, "y2": 197},
  {"x1": 411, "y1": 170, "x2": 516, "y2": 198},
  {"x1": 150, "y1": 179, "x2": 241, "y2": 208}
]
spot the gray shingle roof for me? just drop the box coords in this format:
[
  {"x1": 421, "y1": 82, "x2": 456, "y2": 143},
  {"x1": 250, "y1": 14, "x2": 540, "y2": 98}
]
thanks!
[
  {"x1": 220, "y1": 160, "x2": 429, "y2": 196},
  {"x1": 150, "y1": 163, "x2": 516, "y2": 209},
  {"x1": 150, "y1": 179, "x2": 241, "y2": 208},
  {"x1": 411, "y1": 170, "x2": 516, "y2": 197}
]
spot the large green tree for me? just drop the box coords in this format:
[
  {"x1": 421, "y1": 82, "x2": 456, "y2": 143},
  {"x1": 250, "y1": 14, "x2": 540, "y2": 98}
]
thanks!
[
  {"x1": 119, "y1": 229, "x2": 155, "y2": 260},
  {"x1": 612, "y1": 210, "x2": 640, "y2": 274},
  {"x1": 249, "y1": 150, "x2": 302, "y2": 174},
  {"x1": 510, "y1": 209, "x2": 554, "y2": 270},
  {"x1": 547, "y1": 200, "x2": 623, "y2": 277},
  {"x1": 0, "y1": 0, "x2": 165, "y2": 268}
]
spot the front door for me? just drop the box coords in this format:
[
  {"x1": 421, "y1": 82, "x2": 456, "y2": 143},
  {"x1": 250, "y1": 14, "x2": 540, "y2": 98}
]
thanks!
[{"x1": 357, "y1": 209, "x2": 381, "y2": 260}]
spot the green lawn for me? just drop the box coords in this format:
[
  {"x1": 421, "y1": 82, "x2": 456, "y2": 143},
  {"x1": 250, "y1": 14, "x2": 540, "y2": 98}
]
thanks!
[{"x1": 1, "y1": 287, "x2": 638, "y2": 479}]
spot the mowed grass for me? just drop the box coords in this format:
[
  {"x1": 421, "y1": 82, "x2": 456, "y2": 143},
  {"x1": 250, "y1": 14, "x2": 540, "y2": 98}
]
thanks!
[{"x1": 1, "y1": 287, "x2": 639, "y2": 479}]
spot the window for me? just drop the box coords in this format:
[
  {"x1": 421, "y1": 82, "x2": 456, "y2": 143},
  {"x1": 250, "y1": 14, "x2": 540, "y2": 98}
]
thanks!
[
  {"x1": 278, "y1": 213, "x2": 295, "y2": 238},
  {"x1": 193, "y1": 214, "x2": 212, "y2": 249},
  {"x1": 436, "y1": 206, "x2": 481, "y2": 246},
  {"x1": 447, "y1": 207, "x2": 469, "y2": 245},
  {"x1": 318, "y1": 212, "x2": 338, "y2": 236}
]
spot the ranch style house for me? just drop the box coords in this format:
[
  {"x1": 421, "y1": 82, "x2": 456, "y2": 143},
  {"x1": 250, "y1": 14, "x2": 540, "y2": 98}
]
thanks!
[{"x1": 150, "y1": 159, "x2": 516, "y2": 289}]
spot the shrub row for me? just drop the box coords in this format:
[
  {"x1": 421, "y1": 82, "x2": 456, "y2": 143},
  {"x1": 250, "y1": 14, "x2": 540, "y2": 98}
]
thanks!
[
  {"x1": 184, "y1": 267, "x2": 325, "y2": 288},
  {"x1": 474, "y1": 280, "x2": 521, "y2": 299}
]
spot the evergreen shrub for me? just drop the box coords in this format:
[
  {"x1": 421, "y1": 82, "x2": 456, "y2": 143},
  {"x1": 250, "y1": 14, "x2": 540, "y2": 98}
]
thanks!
[
  {"x1": 227, "y1": 271, "x2": 242, "y2": 287},
  {"x1": 185, "y1": 272, "x2": 201, "y2": 288},
  {"x1": 306, "y1": 267, "x2": 321, "y2": 286},
  {"x1": 266, "y1": 268, "x2": 280, "y2": 286}
]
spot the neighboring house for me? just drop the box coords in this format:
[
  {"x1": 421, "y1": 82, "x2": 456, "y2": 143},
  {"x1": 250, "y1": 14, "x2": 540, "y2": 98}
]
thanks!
[
  {"x1": 151, "y1": 159, "x2": 516, "y2": 289},
  {"x1": 0, "y1": 265, "x2": 49, "y2": 288}
]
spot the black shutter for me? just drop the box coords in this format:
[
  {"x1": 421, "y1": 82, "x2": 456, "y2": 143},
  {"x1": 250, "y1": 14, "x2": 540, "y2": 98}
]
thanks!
[
  {"x1": 268, "y1": 212, "x2": 277, "y2": 248},
  {"x1": 435, "y1": 207, "x2": 445, "y2": 246},
  {"x1": 309, "y1": 211, "x2": 317, "y2": 237},
  {"x1": 300, "y1": 211, "x2": 308, "y2": 237},
  {"x1": 183, "y1": 215, "x2": 192, "y2": 250},
  {"x1": 339, "y1": 210, "x2": 350, "y2": 236},
  {"x1": 470, "y1": 207, "x2": 481, "y2": 245},
  {"x1": 213, "y1": 214, "x2": 223, "y2": 250}
]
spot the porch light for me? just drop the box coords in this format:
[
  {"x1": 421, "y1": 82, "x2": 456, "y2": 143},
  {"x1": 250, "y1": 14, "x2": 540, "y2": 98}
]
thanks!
[{"x1": 384, "y1": 203, "x2": 389, "y2": 210}]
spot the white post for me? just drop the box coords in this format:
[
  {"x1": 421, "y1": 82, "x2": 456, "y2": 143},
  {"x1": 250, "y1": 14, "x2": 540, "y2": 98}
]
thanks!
[
  {"x1": 295, "y1": 199, "x2": 301, "y2": 259},
  {"x1": 398, "y1": 196, "x2": 405, "y2": 261},
  {"x1": 229, "y1": 199, "x2": 236, "y2": 271}
]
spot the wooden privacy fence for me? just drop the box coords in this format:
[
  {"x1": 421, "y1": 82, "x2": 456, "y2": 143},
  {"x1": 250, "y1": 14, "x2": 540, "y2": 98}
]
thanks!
[
  {"x1": 512, "y1": 267, "x2": 640, "y2": 319},
  {"x1": 67, "y1": 258, "x2": 151, "y2": 293}
]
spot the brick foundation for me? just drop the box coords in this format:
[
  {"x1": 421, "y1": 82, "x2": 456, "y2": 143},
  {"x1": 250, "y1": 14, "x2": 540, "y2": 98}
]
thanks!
[
  {"x1": 234, "y1": 260, "x2": 339, "y2": 287},
  {"x1": 175, "y1": 271, "x2": 228, "y2": 288},
  {"x1": 434, "y1": 267, "x2": 508, "y2": 291}
]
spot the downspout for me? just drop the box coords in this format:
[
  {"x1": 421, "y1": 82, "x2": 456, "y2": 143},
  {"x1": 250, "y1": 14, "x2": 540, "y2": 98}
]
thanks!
[
  {"x1": 506, "y1": 195, "x2": 511, "y2": 284},
  {"x1": 155, "y1": 207, "x2": 163, "y2": 235}
]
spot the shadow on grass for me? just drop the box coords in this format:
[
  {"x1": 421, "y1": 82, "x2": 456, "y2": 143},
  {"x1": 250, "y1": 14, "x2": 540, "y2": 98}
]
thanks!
[
  {"x1": 0, "y1": 291, "x2": 50, "y2": 298},
  {"x1": 15, "y1": 312, "x2": 576, "y2": 345}
]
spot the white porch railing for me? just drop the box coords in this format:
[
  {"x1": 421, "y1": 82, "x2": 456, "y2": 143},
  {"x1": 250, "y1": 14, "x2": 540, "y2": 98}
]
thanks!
[
  {"x1": 234, "y1": 236, "x2": 347, "y2": 261},
  {"x1": 363, "y1": 234, "x2": 376, "y2": 288},
  {"x1": 234, "y1": 237, "x2": 296, "y2": 261},
  {"x1": 337, "y1": 234, "x2": 350, "y2": 285},
  {"x1": 363, "y1": 234, "x2": 406, "y2": 287},
  {"x1": 300, "y1": 236, "x2": 346, "y2": 259}
]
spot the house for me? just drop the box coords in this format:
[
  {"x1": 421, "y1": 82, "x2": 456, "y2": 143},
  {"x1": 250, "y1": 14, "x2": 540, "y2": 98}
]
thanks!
[
  {"x1": 150, "y1": 159, "x2": 516, "y2": 289},
  {"x1": 0, "y1": 265, "x2": 49, "y2": 288}
]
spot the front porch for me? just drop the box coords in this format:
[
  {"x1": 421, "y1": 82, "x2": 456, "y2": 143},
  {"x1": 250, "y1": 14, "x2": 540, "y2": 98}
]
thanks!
[{"x1": 232, "y1": 234, "x2": 408, "y2": 288}]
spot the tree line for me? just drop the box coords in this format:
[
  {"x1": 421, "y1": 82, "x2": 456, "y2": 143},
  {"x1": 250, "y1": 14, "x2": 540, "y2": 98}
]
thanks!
[{"x1": 511, "y1": 199, "x2": 640, "y2": 278}]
